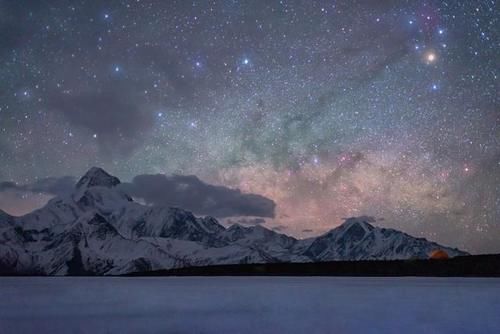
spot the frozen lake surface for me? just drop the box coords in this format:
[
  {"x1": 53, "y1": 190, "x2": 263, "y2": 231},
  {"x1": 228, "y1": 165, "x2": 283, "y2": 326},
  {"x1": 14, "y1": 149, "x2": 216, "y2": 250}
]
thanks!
[{"x1": 1, "y1": 277, "x2": 499, "y2": 334}]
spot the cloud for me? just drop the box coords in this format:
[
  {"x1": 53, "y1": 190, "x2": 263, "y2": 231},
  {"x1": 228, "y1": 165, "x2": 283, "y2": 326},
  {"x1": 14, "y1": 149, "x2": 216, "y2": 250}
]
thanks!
[
  {"x1": 0, "y1": 176, "x2": 74, "y2": 216},
  {"x1": 0, "y1": 172, "x2": 276, "y2": 219},
  {"x1": 316, "y1": 31, "x2": 410, "y2": 111},
  {"x1": 47, "y1": 85, "x2": 154, "y2": 156},
  {"x1": 0, "y1": 176, "x2": 75, "y2": 196},
  {"x1": 0, "y1": 1, "x2": 43, "y2": 56},
  {"x1": 119, "y1": 174, "x2": 276, "y2": 218},
  {"x1": 134, "y1": 46, "x2": 199, "y2": 102},
  {"x1": 0, "y1": 182, "x2": 17, "y2": 191},
  {"x1": 0, "y1": 191, "x2": 53, "y2": 217}
]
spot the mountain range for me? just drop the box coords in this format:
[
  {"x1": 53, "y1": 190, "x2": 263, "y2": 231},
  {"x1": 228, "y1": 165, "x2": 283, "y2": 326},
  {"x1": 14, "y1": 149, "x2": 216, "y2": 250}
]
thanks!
[{"x1": 0, "y1": 167, "x2": 467, "y2": 275}]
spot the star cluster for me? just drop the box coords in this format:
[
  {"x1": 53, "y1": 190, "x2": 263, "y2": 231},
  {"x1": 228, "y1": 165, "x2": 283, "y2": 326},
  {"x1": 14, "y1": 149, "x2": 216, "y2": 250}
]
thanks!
[{"x1": 0, "y1": 1, "x2": 498, "y2": 253}]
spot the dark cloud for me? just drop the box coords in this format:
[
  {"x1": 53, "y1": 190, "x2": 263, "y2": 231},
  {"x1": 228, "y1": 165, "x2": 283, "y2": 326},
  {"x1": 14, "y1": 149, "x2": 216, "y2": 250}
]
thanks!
[
  {"x1": 0, "y1": 1, "x2": 41, "y2": 56},
  {"x1": 0, "y1": 20, "x2": 30, "y2": 56},
  {"x1": 0, "y1": 176, "x2": 75, "y2": 197},
  {"x1": 29, "y1": 177, "x2": 76, "y2": 196},
  {"x1": 0, "y1": 176, "x2": 76, "y2": 216},
  {"x1": 0, "y1": 182, "x2": 17, "y2": 191},
  {"x1": 0, "y1": 172, "x2": 275, "y2": 219},
  {"x1": 235, "y1": 20, "x2": 411, "y2": 171},
  {"x1": 134, "y1": 46, "x2": 199, "y2": 103},
  {"x1": 316, "y1": 31, "x2": 410, "y2": 110},
  {"x1": 119, "y1": 174, "x2": 276, "y2": 218},
  {"x1": 48, "y1": 85, "x2": 154, "y2": 156}
]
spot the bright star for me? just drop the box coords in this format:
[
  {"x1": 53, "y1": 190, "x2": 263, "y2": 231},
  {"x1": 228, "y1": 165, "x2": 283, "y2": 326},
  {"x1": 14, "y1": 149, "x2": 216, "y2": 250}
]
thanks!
[
  {"x1": 243, "y1": 58, "x2": 249, "y2": 65},
  {"x1": 115, "y1": 66, "x2": 120, "y2": 72},
  {"x1": 424, "y1": 51, "x2": 437, "y2": 64}
]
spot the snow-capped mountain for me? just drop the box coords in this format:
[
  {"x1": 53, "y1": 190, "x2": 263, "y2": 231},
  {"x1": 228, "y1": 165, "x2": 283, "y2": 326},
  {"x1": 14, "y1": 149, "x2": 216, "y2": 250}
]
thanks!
[
  {"x1": 0, "y1": 168, "x2": 468, "y2": 275},
  {"x1": 303, "y1": 216, "x2": 466, "y2": 261},
  {"x1": 218, "y1": 224, "x2": 310, "y2": 262}
]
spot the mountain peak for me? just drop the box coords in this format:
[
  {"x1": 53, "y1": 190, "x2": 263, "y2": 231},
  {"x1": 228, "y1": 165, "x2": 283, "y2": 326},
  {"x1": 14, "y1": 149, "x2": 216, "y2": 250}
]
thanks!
[
  {"x1": 75, "y1": 167, "x2": 121, "y2": 190},
  {"x1": 341, "y1": 216, "x2": 376, "y2": 231},
  {"x1": 227, "y1": 223, "x2": 246, "y2": 231}
]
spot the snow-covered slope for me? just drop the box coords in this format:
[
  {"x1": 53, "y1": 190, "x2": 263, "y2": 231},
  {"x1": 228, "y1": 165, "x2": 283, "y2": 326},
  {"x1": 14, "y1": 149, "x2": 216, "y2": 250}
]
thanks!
[
  {"x1": 0, "y1": 168, "x2": 468, "y2": 275},
  {"x1": 218, "y1": 224, "x2": 310, "y2": 262},
  {"x1": 304, "y1": 217, "x2": 466, "y2": 261}
]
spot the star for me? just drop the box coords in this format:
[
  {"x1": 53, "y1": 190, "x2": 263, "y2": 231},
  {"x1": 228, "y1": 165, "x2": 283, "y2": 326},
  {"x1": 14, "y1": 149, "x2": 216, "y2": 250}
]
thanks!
[
  {"x1": 424, "y1": 51, "x2": 437, "y2": 64},
  {"x1": 0, "y1": 0, "x2": 497, "y2": 254}
]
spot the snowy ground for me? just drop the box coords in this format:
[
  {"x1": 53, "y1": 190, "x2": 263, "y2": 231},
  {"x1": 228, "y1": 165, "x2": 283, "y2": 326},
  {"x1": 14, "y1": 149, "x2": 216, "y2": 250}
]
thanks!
[{"x1": 0, "y1": 277, "x2": 499, "y2": 334}]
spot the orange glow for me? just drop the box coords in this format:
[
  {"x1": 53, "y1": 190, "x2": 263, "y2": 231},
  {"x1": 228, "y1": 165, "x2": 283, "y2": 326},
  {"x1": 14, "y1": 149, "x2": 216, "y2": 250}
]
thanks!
[{"x1": 429, "y1": 249, "x2": 449, "y2": 260}]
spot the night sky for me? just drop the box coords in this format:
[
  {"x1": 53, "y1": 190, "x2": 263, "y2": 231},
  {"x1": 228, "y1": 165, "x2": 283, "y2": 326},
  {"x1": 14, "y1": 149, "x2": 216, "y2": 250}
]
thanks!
[{"x1": 0, "y1": 1, "x2": 498, "y2": 253}]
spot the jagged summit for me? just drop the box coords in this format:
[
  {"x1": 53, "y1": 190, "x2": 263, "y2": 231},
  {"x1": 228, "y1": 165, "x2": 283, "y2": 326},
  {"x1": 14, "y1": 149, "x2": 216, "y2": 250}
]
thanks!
[
  {"x1": 304, "y1": 216, "x2": 468, "y2": 261},
  {"x1": 226, "y1": 223, "x2": 246, "y2": 231},
  {"x1": 339, "y1": 216, "x2": 376, "y2": 233},
  {"x1": 225, "y1": 223, "x2": 278, "y2": 235},
  {"x1": 0, "y1": 167, "x2": 469, "y2": 275},
  {"x1": 75, "y1": 167, "x2": 121, "y2": 190}
]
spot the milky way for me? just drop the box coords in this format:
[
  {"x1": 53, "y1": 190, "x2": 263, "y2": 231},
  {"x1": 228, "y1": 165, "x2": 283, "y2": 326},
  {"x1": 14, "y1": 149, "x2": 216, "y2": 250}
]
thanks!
[{"x1": 0, "y1": 1, "x2": 498, "y2": 253}]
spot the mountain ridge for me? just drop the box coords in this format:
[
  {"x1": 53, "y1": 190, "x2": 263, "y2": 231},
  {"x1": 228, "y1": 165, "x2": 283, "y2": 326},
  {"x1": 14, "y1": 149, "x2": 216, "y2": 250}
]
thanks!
[{"x1": 0, "y1": 167, "x2": 468, "y2": 275}]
